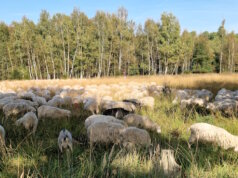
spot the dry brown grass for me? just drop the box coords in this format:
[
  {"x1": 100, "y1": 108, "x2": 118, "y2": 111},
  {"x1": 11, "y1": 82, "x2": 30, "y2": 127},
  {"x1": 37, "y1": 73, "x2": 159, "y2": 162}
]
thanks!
[{"x1": 1, "y1": 73, "x2": 238, "y2": 93}]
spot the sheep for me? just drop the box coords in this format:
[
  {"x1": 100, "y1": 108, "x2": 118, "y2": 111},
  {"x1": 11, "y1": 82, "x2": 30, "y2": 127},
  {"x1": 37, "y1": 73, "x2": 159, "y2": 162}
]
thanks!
[
  {"x1": 47, "y1": 95, "x2": 72, "y2": 108},
  {"x1": 206, "y1": 99, "x2": 238, "y2": 115},
  {"x1": 58, "y1": 129, "x2": 73, "y2": 152},
  {"x1": 32, "y1": 96, "x2": 47, "y2": 106},
  {"x1": 119, "y1": 127, "x2": 151, "y2": 147},
  {"x1": 0, "y1": 125, "x2": 5, "y2": 145},
  {"x1": 0, "y1": 96, "x2": 17, "y2": 109},
  {"x1": 15, "y1": 112, "x2": 38, "y2": 134},
  {"x1": 83, "y1": 97, "x2": 99, "y2": 114},
  {"x1": 0, "y1": 92, "x2": 16, "y2": 100},
  {"x1": 38, "y1": 105, "x2": 71, "y2": 120},
  {"x1": 17, "y1": 91, "x2": 35, "y2": 101},
  {"x1": 123, "y1": 114, "x2": 161, "y2": 133},
  {"x1": 139, "y1": 96, "x2": 155, "y2": 109},
  {"x1": 3, "y1": 102, "x2": 36, "y2": 118},
  {"x1": 180, "y1": 98, "x2": 206, "y2": 109},
  {"x1": 87, "y1": 121, "x2": 126, "y2": 145},
  {"x1": 85, "y1": 115, "x2": 127, "y2": 129},
  {"x1": 188, "y1": 123, "x2": 238, "y2": 152}
]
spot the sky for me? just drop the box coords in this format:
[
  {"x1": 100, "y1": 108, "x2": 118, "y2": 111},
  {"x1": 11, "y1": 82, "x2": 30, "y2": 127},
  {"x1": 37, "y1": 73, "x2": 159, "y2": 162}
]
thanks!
[{"x1": 0, "y1": 0, "x2": 237, "y2": 33}]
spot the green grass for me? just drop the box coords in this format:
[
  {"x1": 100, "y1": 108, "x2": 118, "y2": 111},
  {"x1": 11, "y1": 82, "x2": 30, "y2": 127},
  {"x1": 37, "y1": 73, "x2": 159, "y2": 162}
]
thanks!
[{"x1": 1, "y1": 96, "x2": 238, "y2": 177}]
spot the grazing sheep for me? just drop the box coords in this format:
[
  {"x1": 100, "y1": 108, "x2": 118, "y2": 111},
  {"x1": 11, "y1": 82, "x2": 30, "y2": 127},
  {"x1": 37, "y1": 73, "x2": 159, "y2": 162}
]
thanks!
[
  {"x1": 17, "y1": 91, "x2": 35, "y2": 101},
  {"x1": 38, "y1": 105, "x2": 71, "y2": 120},
  {"x1": 58, "y1": 129, "x2": 73, "y2": 152},
  {"x1": 83, "y1": 97, "x2": 99, "y2": 114},
  {"x1": 188, "y1": 123, "x2": 238, "y2": 152},
  {"x1": 85, "y1": 115, "x2": 126, "y2": 129},
  {"x1": 3, "y1": 102, "x2": 36, "y2": 118},
  {"x1": 41, "y1": 89, "x2": 52, "y2": 101},
  {"x1": 47, "y1": 95, "x2": 72, "y2": 108},
  {"x1": 0, "y1": 125, "x2": 5, "y2": 145},
  {"x1": 15, "y1": 112, "x2": 38, "y2": 134},
  {"x1": 139, "y1": 97, "x2": 155, "y2": 109},
  {"x1": 206, "y1": 99, "x2": 238, "y2": 115},
  {"x1": 215, "y1": 88, "x2": 234, "y2": 101},
  {"x1": 87, "y1": 121, "x2": 126, "y2": 144},
  {"x1": 0, "y1": 96, "x2": 17, "y2": 109},
  {"x1": 0, "y1": 92, "x2": 16, "y2": 100},
  {"x1": 119, "y1": 127, "x2": 151, "y2": 147},
  {"x1": 32, "y1": 96, "x2": 47, "y2": 106},
  {"x1": 180, "y1": 98, "x2": 206, "y2": 109},
  {"x1": 173, "y1": 89, "x2": 213, "y2": 104},
  {"x1": 101, "y1": 100, "x2": 136, "y2": 118},
  {"x1": 123, "y1": 114, "x2": 161, "y2": 133}
]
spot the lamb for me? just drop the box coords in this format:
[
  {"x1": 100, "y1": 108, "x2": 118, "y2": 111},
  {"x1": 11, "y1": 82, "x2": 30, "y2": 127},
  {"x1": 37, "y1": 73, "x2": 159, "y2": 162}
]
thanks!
[
  {"x1": 85, "y1": 115, "x2": 127, "y2": 129},
  {"x1": 0, "y1": 125, "x2": 5, "y2": 145},
  {"x1": 188, "y1": 123, "x2": 238, "y2": 152},
  {"x1": 87, "y1": 121, "x2": 126, "y2": 144},
  {"x1": 38, "y1": 105, "x2": 71, "y2": 120},
  {"x1": 15, "y1": 112, "x2": 38, "y2": 134},
  {"x1": 123, "y1": 114, "x2": 161, "y2": 133},
  {"x1": 58, "y1": 129, "x2": 73, "y2": 152},
  {"x1": 119, "y1": 127, "x2": 151, "y2": 147}
]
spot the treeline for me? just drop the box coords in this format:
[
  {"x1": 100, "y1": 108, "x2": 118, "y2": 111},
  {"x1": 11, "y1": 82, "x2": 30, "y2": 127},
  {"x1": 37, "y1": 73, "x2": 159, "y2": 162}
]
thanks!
[{"x1": 0, "y1": 8, "x2": 238, "y2": 80}]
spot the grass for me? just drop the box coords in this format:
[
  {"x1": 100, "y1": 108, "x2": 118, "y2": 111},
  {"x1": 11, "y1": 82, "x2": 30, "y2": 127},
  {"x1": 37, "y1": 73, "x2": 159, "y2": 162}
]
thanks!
[
  {"x1": 1, "y1": 74, "x2": 238, "y2": 177},
  {"x1": 2, "y1": 73, "x2": 238, "y2": 94}
]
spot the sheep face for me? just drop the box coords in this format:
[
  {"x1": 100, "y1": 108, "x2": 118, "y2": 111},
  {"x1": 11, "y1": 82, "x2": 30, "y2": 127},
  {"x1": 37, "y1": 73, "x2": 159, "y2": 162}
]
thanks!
[{"x1": 58, "y1": 129, "x2": 73, "y2": 152}]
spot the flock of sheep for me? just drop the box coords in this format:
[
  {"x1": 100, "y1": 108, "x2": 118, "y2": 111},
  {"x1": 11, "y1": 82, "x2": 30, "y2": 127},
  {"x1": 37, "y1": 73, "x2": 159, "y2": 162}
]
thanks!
[{"x1": 0, "y1": 82, "x2": 238, "y2": 175}]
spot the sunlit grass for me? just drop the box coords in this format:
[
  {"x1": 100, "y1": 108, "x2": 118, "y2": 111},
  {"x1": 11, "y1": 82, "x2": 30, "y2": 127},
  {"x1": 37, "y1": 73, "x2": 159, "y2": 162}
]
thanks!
[{"x1": 1, "y1": 76, "x2": 238, "y2": 177}]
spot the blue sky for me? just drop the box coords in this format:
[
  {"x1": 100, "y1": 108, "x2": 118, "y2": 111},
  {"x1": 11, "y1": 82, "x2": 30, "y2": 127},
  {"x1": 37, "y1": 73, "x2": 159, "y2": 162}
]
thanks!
[{"x1": 0, "y1": 0, "x2": 237, "y2": 33}]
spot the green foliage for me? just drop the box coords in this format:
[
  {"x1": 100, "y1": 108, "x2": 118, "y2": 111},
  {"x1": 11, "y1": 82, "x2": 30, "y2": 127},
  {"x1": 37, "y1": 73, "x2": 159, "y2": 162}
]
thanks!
[
  {"x1": 0, "y1": 9, "x2": 237, "y2": 80},
  {"x1": 192, "y1": 35, "x2": 214, "y2": 73}
]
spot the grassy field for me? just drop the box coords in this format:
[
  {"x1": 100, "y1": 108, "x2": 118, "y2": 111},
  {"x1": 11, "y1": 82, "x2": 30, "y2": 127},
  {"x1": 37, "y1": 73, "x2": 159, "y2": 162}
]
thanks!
[
  {"x1": 2, "y1": 73, "x2": 238, "y2": 93},
  {"x1": 1, "y1": 74, "x2": 238, "y2": 177}
]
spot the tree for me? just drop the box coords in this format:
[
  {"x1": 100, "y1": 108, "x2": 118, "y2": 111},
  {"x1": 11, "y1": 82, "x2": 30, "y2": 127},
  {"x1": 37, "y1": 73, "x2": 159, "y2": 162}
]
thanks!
[
  {"x1": 192, "y1": 34, "x2": 214, "y2": 73},
  {"x1": 217, "y1": 20, "x2": 226, "y2": 73},
  {"x1": 159, "y1": 13, "x2": 181, "y2": 74}
]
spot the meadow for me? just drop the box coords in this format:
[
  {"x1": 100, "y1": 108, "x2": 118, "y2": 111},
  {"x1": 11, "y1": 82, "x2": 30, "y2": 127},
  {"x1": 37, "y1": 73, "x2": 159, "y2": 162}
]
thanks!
[{"x1": 1, "y1": 74, "x2": 238, "y2": 177}]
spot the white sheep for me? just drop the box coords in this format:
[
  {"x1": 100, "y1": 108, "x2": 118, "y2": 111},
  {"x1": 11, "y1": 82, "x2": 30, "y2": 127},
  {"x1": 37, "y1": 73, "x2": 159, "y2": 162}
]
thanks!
[
  {"x1": 3, "y1": 102, "x2": 36, "y2": 118},
  {"x1": 58, "y1": 129, "x2": 73, "y2": 152},
  {"x1": 32, "y1": 96, "x2": 47, "y2": 106},
  {"x1": 188, "y1": 123, "x2": 238, "y2": 152},
  {"x1": 0, "y1": 125, "x2": 5, "y2": 145},
  {"x1": 85, "y1": 115, "x2": 127, "y2": 129},
  {"x1": 119, "y1": 127, "x2": 151, "y2": 147},
  {"x1": 139, "y1": 96, "x2": 155, "y2": 109},
  {"x1": 15, "y1": 112, "x2": 38, "y2": 134},
  {"x1": 83, "y1": 97, "x2": 99, "y2": 114},
  {"x1": 87, "y1": 121, "x2": 126, "y2": 145},
  {"x1": 123, "y1": 114, "x2": 161, "y2": 133},
  {"x1": 47, "y1": 95, "x2": 72, "y2": 108},
  {"x1": 38, "y1": 105, "x2": 71, "y2": 119}
]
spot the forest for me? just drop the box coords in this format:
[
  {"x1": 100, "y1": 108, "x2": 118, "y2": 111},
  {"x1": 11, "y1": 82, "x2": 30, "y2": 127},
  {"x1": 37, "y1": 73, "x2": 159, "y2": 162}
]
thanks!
[{"x1": 0, "y1": 7, "x2": 237, "y2": 80}]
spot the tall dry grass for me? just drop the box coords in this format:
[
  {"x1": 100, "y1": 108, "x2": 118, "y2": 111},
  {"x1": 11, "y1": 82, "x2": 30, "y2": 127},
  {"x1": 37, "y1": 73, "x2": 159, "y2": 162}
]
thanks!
[{"x1": 1, "y1": 73, "x2": 238, "y2": 93}]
